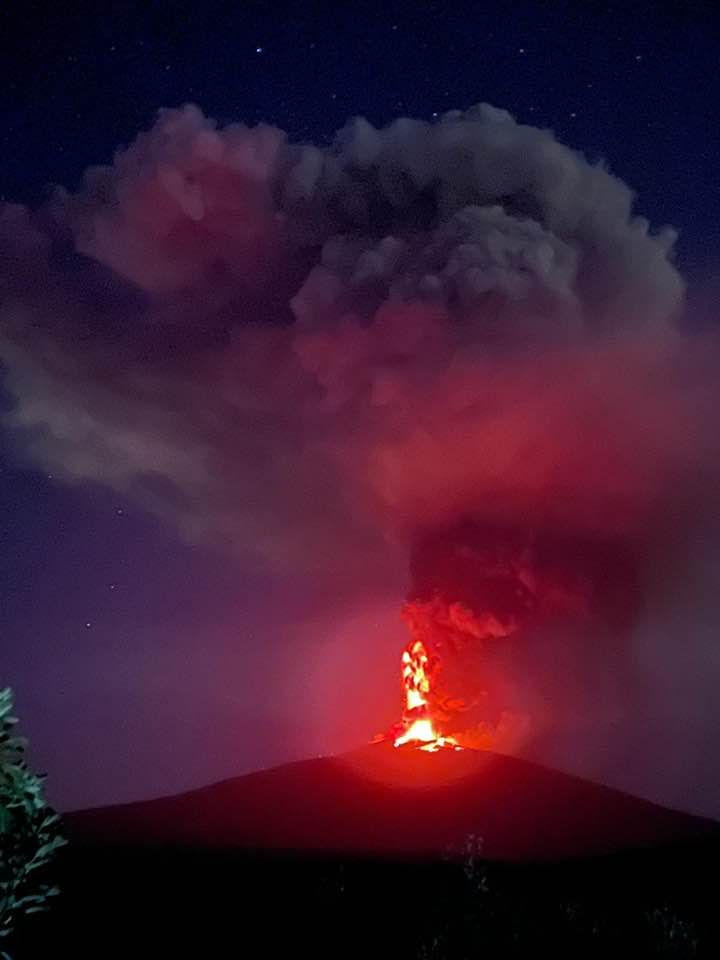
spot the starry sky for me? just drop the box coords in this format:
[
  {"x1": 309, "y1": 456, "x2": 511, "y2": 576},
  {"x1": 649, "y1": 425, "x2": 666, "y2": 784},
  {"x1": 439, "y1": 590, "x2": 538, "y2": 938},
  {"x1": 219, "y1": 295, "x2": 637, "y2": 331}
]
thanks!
[{"x1": 2, "y1": 0, "x2": 719, "y2": 811}]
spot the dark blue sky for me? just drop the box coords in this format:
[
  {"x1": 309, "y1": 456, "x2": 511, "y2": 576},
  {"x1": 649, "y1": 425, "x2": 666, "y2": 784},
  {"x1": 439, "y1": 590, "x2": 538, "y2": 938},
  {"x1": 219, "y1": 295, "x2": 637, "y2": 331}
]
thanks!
[{"x1": 2, "y1": 0, "x2": 719, "y2": 809}]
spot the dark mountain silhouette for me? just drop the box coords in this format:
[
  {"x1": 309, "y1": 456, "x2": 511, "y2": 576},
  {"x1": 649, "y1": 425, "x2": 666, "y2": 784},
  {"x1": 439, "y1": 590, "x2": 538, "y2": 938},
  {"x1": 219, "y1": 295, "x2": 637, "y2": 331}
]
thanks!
[
  {"x1": 65, "y1": 742, "x2": 718, "y2": 859},
  {"x1": 15, "y1": 744, "x2": 719, "y2": 959}
]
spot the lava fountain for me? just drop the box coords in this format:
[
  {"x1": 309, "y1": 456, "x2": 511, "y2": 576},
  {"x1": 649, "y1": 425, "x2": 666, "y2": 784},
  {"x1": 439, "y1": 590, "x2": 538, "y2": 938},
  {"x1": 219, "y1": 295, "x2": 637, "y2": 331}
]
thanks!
[
  {"x1": 392, "y1": 637, "x2": 462, "y2": 752},
  {"x1": 374, "y1": 520, "x2": 642, "y2": 758}
]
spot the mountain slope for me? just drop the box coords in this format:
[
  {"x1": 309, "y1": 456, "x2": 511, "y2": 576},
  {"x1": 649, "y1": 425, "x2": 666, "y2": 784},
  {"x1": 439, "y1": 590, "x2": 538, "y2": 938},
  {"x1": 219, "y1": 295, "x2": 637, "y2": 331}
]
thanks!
[{"x1": 65, "y1": 742, "x2": 717, "y2": 859}]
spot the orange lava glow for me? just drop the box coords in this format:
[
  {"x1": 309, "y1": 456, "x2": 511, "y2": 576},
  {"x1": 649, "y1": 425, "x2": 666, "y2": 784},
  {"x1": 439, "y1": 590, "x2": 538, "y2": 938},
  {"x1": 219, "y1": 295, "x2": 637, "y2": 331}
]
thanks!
[{"x1": 392, "y1": 639, "x2": 462, "y2": 752}]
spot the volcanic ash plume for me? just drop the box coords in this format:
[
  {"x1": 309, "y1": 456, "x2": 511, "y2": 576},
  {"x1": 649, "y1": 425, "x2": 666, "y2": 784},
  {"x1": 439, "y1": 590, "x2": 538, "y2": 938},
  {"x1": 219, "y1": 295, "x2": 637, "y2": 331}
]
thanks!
[{"x1": 2, "y1": 103, "x2": 720, "y2": 812}]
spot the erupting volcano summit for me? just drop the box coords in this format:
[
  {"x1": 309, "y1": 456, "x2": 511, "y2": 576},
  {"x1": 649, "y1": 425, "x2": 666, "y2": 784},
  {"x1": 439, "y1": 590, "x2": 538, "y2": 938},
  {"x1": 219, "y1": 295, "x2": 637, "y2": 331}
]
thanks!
[
  {"x1": 3, "y1": 101, "x2": 720, "y2": 811},
  {"x1": 377, "y1": 519, "x2": 639, "y2": 758},
  {"x1": 383, "y1": 633, "x2": 462, "y2": 751}
]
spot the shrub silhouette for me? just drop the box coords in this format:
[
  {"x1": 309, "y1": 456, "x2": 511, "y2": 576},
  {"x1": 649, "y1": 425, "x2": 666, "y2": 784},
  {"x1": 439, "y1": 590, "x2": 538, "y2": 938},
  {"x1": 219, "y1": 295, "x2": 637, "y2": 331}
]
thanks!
[{"x1": 0, "y1": 687, "x2": 66, "y2": 957}]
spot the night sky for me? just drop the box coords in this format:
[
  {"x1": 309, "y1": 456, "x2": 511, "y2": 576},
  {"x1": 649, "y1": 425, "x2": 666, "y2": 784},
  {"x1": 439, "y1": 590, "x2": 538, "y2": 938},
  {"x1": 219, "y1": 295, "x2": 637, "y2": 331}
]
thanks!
[{"x1": 2, "y1": 1, "x2": 720, "y2": 812}]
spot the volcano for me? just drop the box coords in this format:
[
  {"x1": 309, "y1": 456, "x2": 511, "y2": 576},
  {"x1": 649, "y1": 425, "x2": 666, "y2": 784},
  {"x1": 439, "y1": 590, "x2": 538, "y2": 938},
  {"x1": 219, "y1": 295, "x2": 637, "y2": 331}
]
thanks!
[
  {"x1": 16, "y1": 745, "x2": 718, "y2": 960},
  {"x1": 65, "y1": 743, "x2": 717, "y2": 860}
]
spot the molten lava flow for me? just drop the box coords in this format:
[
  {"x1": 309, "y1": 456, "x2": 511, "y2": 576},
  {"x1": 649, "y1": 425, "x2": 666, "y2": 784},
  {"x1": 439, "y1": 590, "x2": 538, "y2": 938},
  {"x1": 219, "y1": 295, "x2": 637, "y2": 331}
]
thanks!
[
  {"x1": 393, "y1": 638, "x2": 461, "y2": 752},
  {"x1": 373, "y1": 522, "x2": 618, "y2": 756}
]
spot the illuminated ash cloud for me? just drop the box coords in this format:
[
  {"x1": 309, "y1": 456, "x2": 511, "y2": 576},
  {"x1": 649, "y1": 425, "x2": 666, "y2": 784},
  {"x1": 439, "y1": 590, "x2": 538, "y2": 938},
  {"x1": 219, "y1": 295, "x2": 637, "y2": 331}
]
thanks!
[
  {"x1": 398, "y1": 519, "x2": 642, "y2": 753},
  {"x1": 0, "y1": 102, "x2": 691, "y2": 568},
  {"x1": 2, "y1": 102, "x2": 720, "y2": 811}
]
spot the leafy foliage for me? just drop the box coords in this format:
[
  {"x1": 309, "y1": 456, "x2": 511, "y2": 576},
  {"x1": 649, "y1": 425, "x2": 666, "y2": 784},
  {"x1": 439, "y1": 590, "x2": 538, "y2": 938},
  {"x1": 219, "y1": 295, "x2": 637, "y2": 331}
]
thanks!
[
  {"x1": 412, "y1": 831, "x2": 705, "y2": 957},
  {"x1": 647, "y1": 905, "x2": 699, "y2": 957},
  {"x1": 0, "y1": 687, "x2": 66, "y2": 956}
]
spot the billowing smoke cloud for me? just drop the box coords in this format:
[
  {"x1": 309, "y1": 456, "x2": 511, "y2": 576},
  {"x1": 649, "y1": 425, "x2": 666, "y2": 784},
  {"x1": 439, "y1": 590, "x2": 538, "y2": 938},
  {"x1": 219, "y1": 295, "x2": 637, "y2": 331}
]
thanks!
[{"x1": 2, "y1": 103, "x2": 719, "y2": 814}]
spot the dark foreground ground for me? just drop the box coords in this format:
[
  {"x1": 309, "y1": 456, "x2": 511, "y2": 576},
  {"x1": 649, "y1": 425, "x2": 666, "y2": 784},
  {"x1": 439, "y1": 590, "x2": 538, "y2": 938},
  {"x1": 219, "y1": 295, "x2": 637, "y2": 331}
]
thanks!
[
  {"x1": 13, "y1": 838, "x2": 718, "y2": 958},
  {"x1": 12, "y1": 746, "x2": 720, "y2": 957}
]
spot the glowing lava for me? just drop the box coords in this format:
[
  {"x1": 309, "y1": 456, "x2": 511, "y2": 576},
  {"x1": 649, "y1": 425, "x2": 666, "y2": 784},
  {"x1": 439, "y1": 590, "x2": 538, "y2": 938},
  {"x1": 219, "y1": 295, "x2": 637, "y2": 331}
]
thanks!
[{"x1": 393, "y1": 638, "x2": 461, "y2": 752}]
